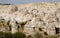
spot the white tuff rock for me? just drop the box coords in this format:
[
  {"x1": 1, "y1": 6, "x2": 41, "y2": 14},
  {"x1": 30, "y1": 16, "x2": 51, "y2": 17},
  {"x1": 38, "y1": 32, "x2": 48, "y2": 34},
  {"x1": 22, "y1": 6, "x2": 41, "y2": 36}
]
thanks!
[{"x1": 0, "y1": 3, "x2": 60, "y2": 35}]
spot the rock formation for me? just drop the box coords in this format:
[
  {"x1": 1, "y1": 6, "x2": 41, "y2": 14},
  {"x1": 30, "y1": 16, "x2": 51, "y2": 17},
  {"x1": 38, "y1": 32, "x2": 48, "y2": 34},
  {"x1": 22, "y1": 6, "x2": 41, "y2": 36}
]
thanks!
[{"x1": 0, "y1": 2, "x2": 60, "y2": 35}]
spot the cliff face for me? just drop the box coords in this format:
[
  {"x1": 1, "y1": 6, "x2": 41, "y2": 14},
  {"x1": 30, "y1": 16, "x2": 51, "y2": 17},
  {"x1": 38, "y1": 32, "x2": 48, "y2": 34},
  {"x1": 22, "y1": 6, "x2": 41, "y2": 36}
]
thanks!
[{"x1": 0, "y1": 2, "x2": 60, "y2": 35}]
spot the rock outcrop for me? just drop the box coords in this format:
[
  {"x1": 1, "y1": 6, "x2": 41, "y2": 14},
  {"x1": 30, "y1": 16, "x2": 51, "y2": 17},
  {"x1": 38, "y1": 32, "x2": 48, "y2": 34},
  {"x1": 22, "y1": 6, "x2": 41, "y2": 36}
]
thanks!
[{"x1": 0, "y1": 2, "x2": 60, "y2": 35}]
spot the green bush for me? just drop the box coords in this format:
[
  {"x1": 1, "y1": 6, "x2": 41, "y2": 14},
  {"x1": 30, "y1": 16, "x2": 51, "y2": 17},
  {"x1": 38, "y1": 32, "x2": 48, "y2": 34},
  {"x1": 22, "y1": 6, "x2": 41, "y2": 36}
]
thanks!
[
  {"x1": 0, "y1": 32, "x2": 12, "y2": 38},
  {"x1": 13, "y1": 32, "x2": 26, "y2": 38},
  {"x1": 0, "y1": 32, "x2": 5, "y2": 38},
  {"x1": 0, "y1": 32, "x2": 26, "y2": 38},
  {"x1": 4, "y1": 32, "x2": 12, "y2": 38}
]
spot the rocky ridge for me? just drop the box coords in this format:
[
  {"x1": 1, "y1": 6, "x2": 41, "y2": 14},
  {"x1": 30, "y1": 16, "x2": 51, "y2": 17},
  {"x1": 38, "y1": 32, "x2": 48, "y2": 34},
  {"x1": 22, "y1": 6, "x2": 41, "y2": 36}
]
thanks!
[{"x1": 0, "y1": 2, "x2": 60, "y2": 35}]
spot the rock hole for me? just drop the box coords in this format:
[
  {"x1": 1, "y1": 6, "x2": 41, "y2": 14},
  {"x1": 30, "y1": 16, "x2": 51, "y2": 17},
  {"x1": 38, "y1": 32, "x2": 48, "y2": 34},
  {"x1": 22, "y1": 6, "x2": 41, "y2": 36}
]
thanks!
[
  {"x1": 21, "y1": 22, "x2": 26, "y2": 28},
  {"x1": 20, "y1": 21, "x2": 27, "y2": 28},
  {"x1": 32, "y1": 8, "x2": 38, "y2": 13},
  {"x1": 16, "y1": 21, "x2": 19, "y2": 24},
  {"x1": 55, "y1": 27, "x2": 60, "y2": 34},
  {"x1": 44, "y1": 32, "x2": 48, "y2": 35},
  {"x1": 39, "y1": 28, "x2": 42, "y2": 31},
  {"x1": 7, "y1": 20, "x2": 10, "y2": 25},
  {"x1": 17, "y1": 25, "x2": 20, "y2": 32},
  {"x1": 21, "y1": 23, "x2": 26, "y2": 26},
  {"x1": 33, "y1": 27, "x2": 35, "y2": 30}
]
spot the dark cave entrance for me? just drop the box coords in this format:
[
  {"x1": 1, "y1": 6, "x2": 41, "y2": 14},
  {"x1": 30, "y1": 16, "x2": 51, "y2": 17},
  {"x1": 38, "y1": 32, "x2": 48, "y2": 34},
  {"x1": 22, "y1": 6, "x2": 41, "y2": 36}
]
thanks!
[
  {"x1": 55, "y1": 27, "x2": 60, "y2": 34},
  {"x1": 39, "y1": 28, "x2": 42, "y2": 31},
  {"x1": 44, "y1": 32, "x2": 48, "y2": 35}
]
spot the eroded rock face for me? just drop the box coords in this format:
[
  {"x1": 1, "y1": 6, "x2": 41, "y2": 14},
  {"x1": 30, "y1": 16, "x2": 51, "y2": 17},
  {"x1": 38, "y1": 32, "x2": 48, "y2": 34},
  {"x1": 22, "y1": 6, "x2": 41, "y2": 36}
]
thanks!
[{"x1": 0, "y1": 2, "x2": 60, "y2": 35}]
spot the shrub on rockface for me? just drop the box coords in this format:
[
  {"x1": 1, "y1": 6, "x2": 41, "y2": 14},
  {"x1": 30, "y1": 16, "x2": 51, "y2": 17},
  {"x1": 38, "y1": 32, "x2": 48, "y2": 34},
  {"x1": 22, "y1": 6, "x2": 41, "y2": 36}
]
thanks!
[
  {"x1": 0, "y1": 32, "x2": 12, "y2": 38},
  {"x1": 13, "y1": 32, "x2": 26, "y2": 38},
  {"x1": 0, "y1": 32, "x2": 5, "y2": 38},
  {"x1": 4, "y1": 32, "x2": 12, "y2": 38},
  {"x1": 0, "y1": 32, "x2": 26, "y2": 38}
]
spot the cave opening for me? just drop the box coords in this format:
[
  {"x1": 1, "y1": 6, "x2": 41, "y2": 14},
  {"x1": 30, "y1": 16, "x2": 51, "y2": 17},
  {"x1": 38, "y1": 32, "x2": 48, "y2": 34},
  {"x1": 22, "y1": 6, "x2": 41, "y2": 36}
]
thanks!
[
  {"x1": 33, "y1": 27, "x2": 35, "y2": 30},
  {"x1": 39, "y1": 28, "x2": 42, "y2": 31},
  {"x1": 55, "y1": 27, "x2": 60, "y2": 34},
  {"x1": 44, "y1": 32, "x2": 48, "y2": 35}
]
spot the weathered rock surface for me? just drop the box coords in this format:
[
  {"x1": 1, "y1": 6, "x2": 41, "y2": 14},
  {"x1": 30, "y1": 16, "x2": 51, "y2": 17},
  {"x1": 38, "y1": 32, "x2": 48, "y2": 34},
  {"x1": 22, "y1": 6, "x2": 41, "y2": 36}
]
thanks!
[{"x1": 0, "y1": 2, "x2": 60, "y2": 35}]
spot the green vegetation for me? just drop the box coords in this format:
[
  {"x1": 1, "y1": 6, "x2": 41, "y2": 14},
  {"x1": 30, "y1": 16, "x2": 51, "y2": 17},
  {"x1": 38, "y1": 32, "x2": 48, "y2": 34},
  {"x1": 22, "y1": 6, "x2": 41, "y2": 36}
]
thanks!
[
  {"x1": 0, "y1": 32, "x2": 12, "y2": 38},
  {"x1": 0, "y1": 32, "x2": 60, "y2": 38},
  {"x1": 0, "y1": 32, "x2": 26, "y2": 38},
  {"x1": 13, "y1": 32, "x2": 26, "y2": 38}
]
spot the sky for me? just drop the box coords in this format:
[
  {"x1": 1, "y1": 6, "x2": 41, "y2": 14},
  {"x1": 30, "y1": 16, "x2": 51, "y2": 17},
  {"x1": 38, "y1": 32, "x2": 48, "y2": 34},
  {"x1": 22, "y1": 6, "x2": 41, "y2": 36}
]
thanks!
[{"x1": 0, "y1": 0, "x2": 60, "y2": 4}]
